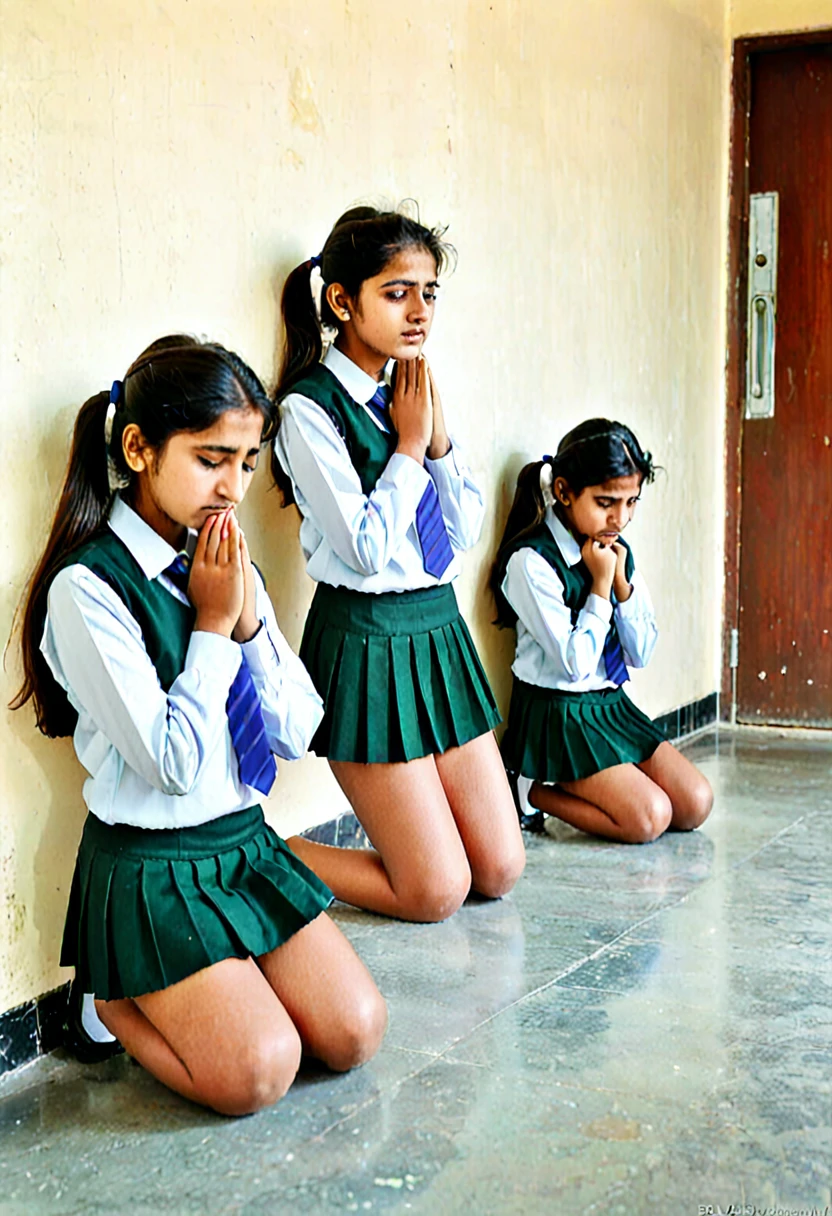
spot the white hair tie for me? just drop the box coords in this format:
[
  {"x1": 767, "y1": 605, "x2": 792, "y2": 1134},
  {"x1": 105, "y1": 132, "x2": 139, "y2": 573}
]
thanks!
[
  {"x1": 539, "y1": 460, "x2": 555, "y2": 509},
  {"x1": 104, "y1": 380, "x2": 130, "y2": 493}
]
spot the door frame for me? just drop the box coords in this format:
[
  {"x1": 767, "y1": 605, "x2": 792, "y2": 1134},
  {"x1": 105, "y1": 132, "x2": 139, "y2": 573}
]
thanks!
[{"x1": 722, "y1": 28, "x2": 832, "y2": 722}]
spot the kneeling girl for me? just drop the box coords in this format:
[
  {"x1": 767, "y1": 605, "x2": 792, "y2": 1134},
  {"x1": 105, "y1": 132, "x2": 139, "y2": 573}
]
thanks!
[
  {"x1": 492, "y1": 419, "x2": 713, "y2": 844},
  {"x1": 273, "y1": 206, "x2": 525, "y2": 922},
  {"x1": 13, "y1": 337, "x2": 386, "y2": 1114}
]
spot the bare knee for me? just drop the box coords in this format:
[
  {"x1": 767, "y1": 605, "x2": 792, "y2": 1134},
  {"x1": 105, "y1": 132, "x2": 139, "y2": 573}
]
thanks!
[
  {"x1": 624, "y1": 789, "x2": 673, "y2": 844},
  {"x1": 473, "y1": 848, "x2": 526, "y2": 900},
  {"x1": 206, "y1": 1029, "x2": 302, "y2": 1117},
  {"x1": 319, "y1": 987, "x2": 388, "y2": 1073},
  {"x1": 397, "y1": 868, "x2": 471, "y2": 922},
  {"x1": 673, "y1": 775, "x2": 714, "y2": 831}
]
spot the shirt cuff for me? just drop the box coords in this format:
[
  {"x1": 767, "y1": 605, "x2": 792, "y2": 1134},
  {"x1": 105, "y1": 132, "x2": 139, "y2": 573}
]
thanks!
[
  {"x1": 383, "y1": 451, "x2": 432, "y2": 499},
  {"x1": 616, "y1": 574, "x2": 649, "y2": 619},
  {"x1": 424, "y1": 442, "x2": 460, "y2": 478},
  {"x1": 186, "y1": 631, "x2": 242, "y2": 690},
  {"x1": 616, "y1": 591, "x2": 641, "y2": 619},
  {"x1": 583, "y1": 593, "x2": 613, "y2": 624},
  {"x1": 241, "y1": 618, "x2": 282, "y2": 677}
]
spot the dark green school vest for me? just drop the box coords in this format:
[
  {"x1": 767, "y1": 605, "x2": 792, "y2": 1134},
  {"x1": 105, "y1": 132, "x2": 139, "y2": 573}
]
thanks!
[
  {"x1": 289, "y1": 363, "x2": 397, "y2": 495},
  {"x1": 63, "y1": 529, "x2": 193, "y2": 691},
  {"x1": 498, "y1": 521, "x2": 635, "y2": 628}
]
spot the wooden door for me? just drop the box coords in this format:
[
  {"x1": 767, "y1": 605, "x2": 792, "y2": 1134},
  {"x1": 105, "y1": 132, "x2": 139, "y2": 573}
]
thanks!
[{"x1": 735, "y1": 42, "x2": 832, "y2": 727}]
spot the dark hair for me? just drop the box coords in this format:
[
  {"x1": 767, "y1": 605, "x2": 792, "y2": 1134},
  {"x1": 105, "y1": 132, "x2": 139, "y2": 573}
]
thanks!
[
  {"x1": 271, "y1": 203, "x2": 455, "y2": 502},
  {"x1": 10, "y1": 335, "x2": 274, "y2": 736},
  {"x1": 490, "y1": 418, "x2": 656, "y2": 627}
]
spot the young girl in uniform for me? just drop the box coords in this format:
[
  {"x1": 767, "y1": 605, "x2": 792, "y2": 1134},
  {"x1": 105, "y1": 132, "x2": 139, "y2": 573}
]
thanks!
[
  {"x1": 13, "y1": 336, "x2": 386, "y2": 1114},
  {"x1": 272, "y1": 206, "x2": 525, "y2": 921},
  {"x1": 492, "y1": 418, "x2": 713, "y2": 844}
]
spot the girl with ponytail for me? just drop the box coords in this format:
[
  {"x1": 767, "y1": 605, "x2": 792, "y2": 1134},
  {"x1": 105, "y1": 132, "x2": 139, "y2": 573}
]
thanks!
[
  {"x1": 492, "y1": 419, "x2": 713, "y2": 843},
  {"x1": 272, "y1": 204, "x2": 525, "y2": 923},
  {"x1": 12, "y1": 336, "x2": 385, "y2": 1113}
]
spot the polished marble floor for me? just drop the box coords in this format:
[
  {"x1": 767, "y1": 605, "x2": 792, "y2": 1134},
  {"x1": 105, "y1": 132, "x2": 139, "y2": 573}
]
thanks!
[{"x1": 0, "y1": 728, "x2": 829, "y2": 1215}]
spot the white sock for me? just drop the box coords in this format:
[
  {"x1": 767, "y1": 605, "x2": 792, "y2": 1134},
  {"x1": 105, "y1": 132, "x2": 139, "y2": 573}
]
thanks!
[
  {"x1": 517, "y1": 774, "x2": 535, "y2": 816},
  {"x1": 81, "y1": 992, "x2": 117, "y2": 1043}
]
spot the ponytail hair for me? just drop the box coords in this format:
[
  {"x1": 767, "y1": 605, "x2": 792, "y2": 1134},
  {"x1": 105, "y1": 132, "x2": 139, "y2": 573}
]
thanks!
[
  {"x1": 490, "y1": 418, "x2": 656, "y2": 628},
  {"x1": 11, "y1": 335, "x2": 274, "y2": 736},
  {"x1": 271, "y1": 202, "x2": 455, "y2": 504}
]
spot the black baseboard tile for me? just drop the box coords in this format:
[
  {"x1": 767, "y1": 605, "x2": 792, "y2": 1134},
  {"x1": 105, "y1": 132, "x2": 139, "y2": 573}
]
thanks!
[
  {"x1": 654, "y1": 692, "x2": 719, "y2": 742},
  {"x1": 301, "y1": 810, "x2": 368, "y2": 849},
  {"x1": 0, "y1": 984, "x2": 69, "y2": 1079},
  {"x1": 37, "y1": 984, "x2": 71, "y2": 1055}
]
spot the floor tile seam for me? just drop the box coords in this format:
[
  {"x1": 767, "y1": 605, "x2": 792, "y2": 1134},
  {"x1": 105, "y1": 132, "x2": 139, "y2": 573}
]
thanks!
[
  {"x1": 387, "y1": 1045, "x2": 444, "y2": 1059},
  {"x1": 728, "y1": 814, "x2": 808, "y2": 872}
]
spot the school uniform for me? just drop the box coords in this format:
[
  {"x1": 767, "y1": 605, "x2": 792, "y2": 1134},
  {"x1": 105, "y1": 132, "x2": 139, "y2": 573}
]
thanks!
[
  {"x1": 41, "y1": 495, "x2": 332, "y2": 1002},
  {"x1": 275, "y1": 345, "x2": 500, "y2": 763},
  {"x1": 499, "y1": 509, "x2": 664, "y2": 784}
]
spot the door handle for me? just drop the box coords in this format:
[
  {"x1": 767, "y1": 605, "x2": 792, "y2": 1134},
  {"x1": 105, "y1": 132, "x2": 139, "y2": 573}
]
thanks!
[
  {"x1": 746, "y1": 192, "x2": 778, "y2": 419},
  {"x1": 750, "y1": 294, "x2": 772, "y2": 400}
]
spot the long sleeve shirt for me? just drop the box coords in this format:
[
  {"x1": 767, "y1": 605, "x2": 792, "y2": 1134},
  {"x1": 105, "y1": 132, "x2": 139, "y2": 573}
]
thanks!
[
  {"x1": 274, "y1": 345, "x2": 485, "y2": 593},
  {"x1": 501, "y1": 510, "x2": 658, "y2": 692},
  {"x1": 40, "y1": 496, "x2": 324, "y2": 830}
]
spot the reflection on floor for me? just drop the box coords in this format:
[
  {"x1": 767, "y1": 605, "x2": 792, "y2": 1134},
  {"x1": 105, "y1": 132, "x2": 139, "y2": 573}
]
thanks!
[{"x1": 0, "y1": 728, "x2": 830, "y2": 1215}]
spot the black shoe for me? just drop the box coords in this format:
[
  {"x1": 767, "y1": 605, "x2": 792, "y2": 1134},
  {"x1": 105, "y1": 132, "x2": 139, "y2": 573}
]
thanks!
[
  {"x1": 507, "y1": 770, "x2": 546, "y2": 834},
  {"x1": 63, "y1": 983, "x2": 124, "y2": 1064}
]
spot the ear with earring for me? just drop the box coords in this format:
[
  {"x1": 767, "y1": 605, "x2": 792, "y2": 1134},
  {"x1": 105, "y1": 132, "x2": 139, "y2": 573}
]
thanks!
[
  {"x1": 324, "y1": 283, "x2": 351, "y2": 324},
  {"x1": 555, "y1": 480, "x2": 571, "y2": 508}
]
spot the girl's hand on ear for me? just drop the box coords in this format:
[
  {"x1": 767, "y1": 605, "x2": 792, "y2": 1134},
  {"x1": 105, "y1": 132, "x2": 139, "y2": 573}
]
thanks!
[
  {"x1": 425, "y1": 364, "x2": 451, "y2": 460},
  {"x1": 390, "y1": 356, "x2": 432, "y2": 464},
  {"x1": 233, "y1": 527, "x2": 261, "y2": 643},
  {"x1": 610, "y1": 542, "x2": 633, "y2": 603},
  {"x1": 581, "y1": 537, "x2": 617, "y2": 601},
  {"x1": 190, "y1": 509, "x2": 245, "y2": 638}
]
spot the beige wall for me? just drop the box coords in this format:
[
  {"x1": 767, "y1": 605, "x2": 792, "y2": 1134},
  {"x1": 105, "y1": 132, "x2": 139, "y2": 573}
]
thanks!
[
  {"x1": 730, "y1": 0, "x2": 832, "y2": 34},
  {"x1": 1, "y1": 0, "x2": 727, "y2": 1012}
]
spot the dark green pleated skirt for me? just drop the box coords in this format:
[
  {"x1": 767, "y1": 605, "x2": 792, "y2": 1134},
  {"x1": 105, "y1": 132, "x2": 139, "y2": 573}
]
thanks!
[
  {"x1": 61, "y1": 806, "x2": 333, "y2": 1001},
  {"x1": 501, "y1": 680, "x2": 666, "y2": 784},
  {"x1": 300, "y1": 582, "x2": 501, "y2": 763}
]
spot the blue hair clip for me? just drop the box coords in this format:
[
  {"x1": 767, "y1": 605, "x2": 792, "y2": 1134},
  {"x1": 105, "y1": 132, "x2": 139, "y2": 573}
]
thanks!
[
  {"x1": 309, "y1": 253, "x2": 323, "y2": 269},
  {"x1": 109, "y1": 380, "x2": 123, "y2": 406},
  {"x1": 542, "y1": 453, "x2": 553, "y2": 462}
]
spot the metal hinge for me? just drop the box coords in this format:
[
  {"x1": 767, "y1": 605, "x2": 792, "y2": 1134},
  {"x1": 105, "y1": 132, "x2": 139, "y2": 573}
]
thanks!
[{"x1": 729, "y1": 628, "x2": 739, "y2": 670}]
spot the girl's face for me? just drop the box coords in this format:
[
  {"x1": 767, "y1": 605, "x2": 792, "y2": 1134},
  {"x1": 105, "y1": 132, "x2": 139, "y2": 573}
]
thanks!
[
  {"x1": 329, "y1": 247, "x2": 439, "y2": 378},
  {"x1": 556, "y1": 473, "x2": 643, "y2": 544},
  {"x1": 122, "y1": 407, "x2": 264, "y2": 546}
]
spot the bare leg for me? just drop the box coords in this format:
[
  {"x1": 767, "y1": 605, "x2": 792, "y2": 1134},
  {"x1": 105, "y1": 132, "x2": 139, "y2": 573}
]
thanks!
[
  {"x1": 638, "y1": 741, "x2": 713, "y2": 829},
  {"x1": 96, "y1": 956, "x2": 302, "y2": 1116},
  {"x1": 434, "y1": 732, "x2": 525, "y2": 897},
  {"x1": 530, "y1": 762, "x2": 673, "y2": 843},
  {"x1": 257, "y1": 912, "x2": 387, "y2": 1072},
  {"x1": 288, "y1": 754, "x2": 472, "y2": 922}
]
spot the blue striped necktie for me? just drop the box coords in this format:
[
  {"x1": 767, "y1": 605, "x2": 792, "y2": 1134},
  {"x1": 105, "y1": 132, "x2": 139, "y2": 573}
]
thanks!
[
  {"x1": 165, "y1": 553, "x2": 277, "y2": 796},
  {"x1": 603, "y1": 624, "x2": 629, "y2": 687},
  {"x1": 366, "y1": 384, "x2": 454, "y2": 580}
]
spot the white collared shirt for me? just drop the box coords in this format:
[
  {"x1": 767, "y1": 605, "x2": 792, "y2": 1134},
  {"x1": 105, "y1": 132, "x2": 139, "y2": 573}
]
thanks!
[
  {"x1": 501, "y1": 510, "x2": 658, "y2": 691},
  {"x1": 40, "y1": 496, "x2": 324, "y2": 830},
  {"x1": 274, "y1": 346, "x2": 486, "y2": 593}
]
